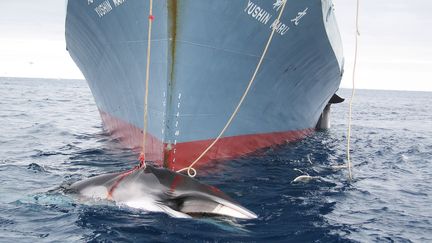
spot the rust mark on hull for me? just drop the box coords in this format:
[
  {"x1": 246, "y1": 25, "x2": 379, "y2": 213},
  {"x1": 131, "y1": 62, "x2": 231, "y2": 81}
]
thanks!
[
  {"x1": 164, "y1": 0, "x2": 178, "y2": 168},
  {"x1": 168, "y1": 0, "x2": 178, "y2": 85}
]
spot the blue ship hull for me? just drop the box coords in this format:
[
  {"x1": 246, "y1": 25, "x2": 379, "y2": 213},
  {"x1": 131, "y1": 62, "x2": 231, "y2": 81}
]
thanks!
[{"x1": 66, "y1": 0, "x2": 344, "y2": 170}]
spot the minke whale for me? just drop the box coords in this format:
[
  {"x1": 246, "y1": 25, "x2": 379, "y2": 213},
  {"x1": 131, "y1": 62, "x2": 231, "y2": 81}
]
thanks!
[{"x1": 67, "y1": 165, "x2": 257, "y2": 219}]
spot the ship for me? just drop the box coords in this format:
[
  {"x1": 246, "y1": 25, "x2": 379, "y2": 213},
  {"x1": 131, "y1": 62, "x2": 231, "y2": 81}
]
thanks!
[{"x1": 65, "y1": 0, "x2": 344, "y2": 171}]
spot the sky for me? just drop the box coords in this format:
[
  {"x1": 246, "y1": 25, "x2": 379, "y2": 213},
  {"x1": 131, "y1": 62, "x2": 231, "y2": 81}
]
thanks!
[
  {"x1": 0, "y1": 0, "x2": 431, "y2": 91},
  {"x1": 334, "y1": 0, "x2": 432, "y2": 91}
]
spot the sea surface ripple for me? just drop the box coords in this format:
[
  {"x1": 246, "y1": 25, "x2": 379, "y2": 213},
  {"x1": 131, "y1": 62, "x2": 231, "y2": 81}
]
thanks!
[{"x1": 0, "y1": 77, "x2": 431, "y2": 242}]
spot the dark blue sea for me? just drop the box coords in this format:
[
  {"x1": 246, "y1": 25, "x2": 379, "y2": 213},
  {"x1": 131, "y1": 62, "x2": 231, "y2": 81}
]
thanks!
[{"x1": 1, "y1": 77, "x2": 431, "y2": 242}]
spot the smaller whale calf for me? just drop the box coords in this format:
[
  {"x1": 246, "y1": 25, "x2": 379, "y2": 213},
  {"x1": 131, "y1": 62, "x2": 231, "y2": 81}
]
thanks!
[{"x1": 67, "y1": 165, "x2": 257, "y2": 219}]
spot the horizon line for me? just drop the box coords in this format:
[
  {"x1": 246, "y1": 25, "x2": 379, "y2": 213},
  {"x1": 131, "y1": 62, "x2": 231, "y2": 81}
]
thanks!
[{"x1": 1, "y1": 76, "x2": 431, "y2": 93}]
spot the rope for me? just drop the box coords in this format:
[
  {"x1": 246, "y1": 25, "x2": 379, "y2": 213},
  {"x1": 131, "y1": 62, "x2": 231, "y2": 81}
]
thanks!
[
  {"x1": 107, "y1": 0, "x2": 154, "y2": 199},
  {"x1": 347, "y1": 0, "x2": 360, "y2": 180},
  {"x1": 107, "y1": 166, "x2": 139, "y2": 200},
  {"x1": 177, "y1": 1, "x2": 288, "y2": 177},
  {"x1": 140, "y1": 0, "x2": 154, "y2": 167}
]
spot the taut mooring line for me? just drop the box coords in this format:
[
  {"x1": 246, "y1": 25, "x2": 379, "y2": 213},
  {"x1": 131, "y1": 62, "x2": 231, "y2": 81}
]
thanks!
[
  {"x1": 177, "y1": 0, "x2": 288, "y2": 177},
  {"x1": 107, "y1": 0, "x2": 155, "y2": 199},
  {"x1": 140, "y1": 0, "x2": 154, "y2": 167},
  {"x1": 347, "y1": 0, "x2": 361, "y2": 180}
]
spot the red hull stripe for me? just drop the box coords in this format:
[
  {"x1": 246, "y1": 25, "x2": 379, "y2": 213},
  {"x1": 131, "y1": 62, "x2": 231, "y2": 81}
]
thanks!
[
  {"x1": 99, "y1": 110, "x2": 165, "y2": 163},
  {"x1": 99, "y1": 110, "x2": 314, "y2": 171}
]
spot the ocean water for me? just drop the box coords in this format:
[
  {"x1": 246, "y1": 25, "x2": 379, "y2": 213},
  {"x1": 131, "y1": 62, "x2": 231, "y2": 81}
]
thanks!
[{"x1": 0, "y1": 77, "x2": 431, "y2": 242}]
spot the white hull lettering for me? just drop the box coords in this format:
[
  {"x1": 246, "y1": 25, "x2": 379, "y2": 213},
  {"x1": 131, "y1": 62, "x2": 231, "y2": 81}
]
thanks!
[
  {"x1": 112, "y1": 0, "x2": 126, "y2": 7},
  {"x1": 94, "y1": 0, "x2": 113, "y2": 18},
  {"x1": 291, "y1": 8, "x2": 309, "y2": 26},
  {"x1": 244, "y1": 1, "x2": 272, "y2": 25},
  {"x1": 270, "y1": 19, "x2": 290, "y2": 36}
]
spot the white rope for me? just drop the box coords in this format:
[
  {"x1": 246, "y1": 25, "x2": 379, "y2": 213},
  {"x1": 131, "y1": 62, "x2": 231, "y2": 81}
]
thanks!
[
  {"x1": 177, "y1": 1, "x2": 288, "y2": 177},
  {"x1": 347, "y1": 0, "x2": 360, "y2": 180},
  {"x1": 141, "y1": 0, "x2": 154, "y2": 167}
]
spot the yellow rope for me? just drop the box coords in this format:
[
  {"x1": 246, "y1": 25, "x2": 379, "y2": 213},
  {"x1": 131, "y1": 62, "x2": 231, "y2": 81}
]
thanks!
[
  {"x1": 177, "y1": 1, "x2": 288, "y2": 177},
  {"x1": 347, "y1": 0, "x2": 360, "y2": 180},
  {"x1": 141, "y1": 0, "x2": 154, "y2": 166}
]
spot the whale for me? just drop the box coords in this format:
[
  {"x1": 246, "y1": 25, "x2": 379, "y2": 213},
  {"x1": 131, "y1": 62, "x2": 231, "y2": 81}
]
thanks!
[{"x1": 66, "y1": 165, "x2": 257, "y2": 219}]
